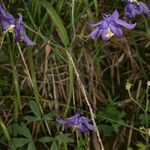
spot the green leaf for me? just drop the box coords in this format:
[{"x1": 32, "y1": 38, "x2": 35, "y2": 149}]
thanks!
[
  {"x1": 41, "y1": 0, "x2": 69, "y2": 47},
  {"x1": 139, "y1": 113, "x2": 150, "y2": 126},
  {"x1": 29, "y1": 100, "x2": 41, "y2": 117},
  {"x1": 13, "y1": 124, "x2": 32, "y2": 139},
  {"x1": 12, "y1": 138, "x2": 29, "y2": 147},
  {"x1": 38, "y1": 136, "x2": 54, "y2": 143},
  {"x1": 42, "y1": 113, "x2": 54, "y2": 121},
  {"x1": 27, "y1": 143, "x2": 36, "y2": 150},
  {"x1": 24, "y1": 116, "x2": 41, "y2": 122},
  {"x1": 55, "y1": 133, "x2": 74, "y2": 143},
  {"x1": 98, "y1": 124, "x2": 114, "y2": 136},
  {"x1": 50, "y1": 140, "x2": 58, "y2": 150},
  {"x1": 99, "y1": 107, "x2": 126, "y2": 121},
  {"x1": 136, "y1": 142, "x2": 147, "y2": 150}
]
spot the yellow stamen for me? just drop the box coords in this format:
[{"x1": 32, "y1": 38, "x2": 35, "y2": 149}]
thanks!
[
  {"x1": 4, "y1": 25, "x2": 15, "y2": 33},
  {"x1": 105, "y1": 31, "x2": 114, "y2": 38},
  {"x1": 131, "y1": 0, "x2": 139, "y2": 4},
  {"x1": 72, "y1": 125, "x2": 79, "y2": 132}
]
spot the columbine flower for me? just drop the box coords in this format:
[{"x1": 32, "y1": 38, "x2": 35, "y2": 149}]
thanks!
[
  {"x1": 57, "y1": 114, "x2": 95, "y2": 133},
  {"x1": 125, "y1": 0, "x2": 150, "y2": 18},
  {"x1": 89, "y1": 9, "x2": 136, "y2": 40},
  {"x1": 0, "y1": 5, "x2": 35, "y2": 45}
]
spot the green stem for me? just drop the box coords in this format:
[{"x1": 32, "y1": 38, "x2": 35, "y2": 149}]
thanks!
[
  {"x1": 128, "y1": 90, "x2": 145, "y2": 112},
  {"x1": 145, "y1": 84, "x2": 150, "y2": 147},
  {"x1": 0, "y1": 117, "x2": 11, "y2": 143},
  {"x1": 8, "y1": 38, "x2": 21, "y2": 122},
  {"x1": 28, "y1": 48, "x2": 40, "y2": 106}
]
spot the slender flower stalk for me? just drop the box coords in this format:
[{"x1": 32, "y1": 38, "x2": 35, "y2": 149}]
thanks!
[
  {"x1": 89, "y1": 10, "x2": 136, "y2": 40},
  {"x1": 125, "y1": 0, "x2": 150, "y2": 18}
]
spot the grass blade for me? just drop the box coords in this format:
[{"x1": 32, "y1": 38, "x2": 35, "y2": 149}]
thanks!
[{"x1": 41, "y1": 0, "x2": 70, "y2": 47}]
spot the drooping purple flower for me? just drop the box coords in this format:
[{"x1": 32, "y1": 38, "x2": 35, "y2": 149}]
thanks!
[
  {"x1": 0, "y1": 5, "x2": 35, "y2": 45},
  {"x1": 125, "y1": 0, "x2": 150, "y2": 18},
  {"x1": 57, "y1": 114, "x2": 96, "y2": 133},
  {"x1": 89, "y1": 9, "x2": 136, "y2": 40}
]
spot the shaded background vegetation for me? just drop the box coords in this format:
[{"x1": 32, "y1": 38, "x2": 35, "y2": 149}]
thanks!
[{"x1": 0, "y1": 0, "x2": 150, "y2": 149}]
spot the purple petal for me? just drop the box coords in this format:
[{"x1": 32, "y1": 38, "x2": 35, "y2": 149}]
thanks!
[
  {"x1": 0, "y1": 20, "x2": 9, "y2": 31},
  {"x1": 17, "y1": 13, "x2": 23, "y2": 24},
  {"x1": 102, "y1": 20, "x2": 109, "y2": 29},
  {"x1": 23, "y1": 33, "x2": 35, "y2": 45},
  {"x1": 14, "y1": 14, "x2": 35, "y2": 45},
  {"x1": 110, "y1": 25, "x2": 123, "y2": 37},
  {"x1": 111, "y1": 9, "x2": 119, "y2": 20},
  {"x1": 79, "y1": 116, "x2": 91, "y2": 123},
  {"x1": 78, "y1": 123, "x2": 88, "y2": 133},
  {"x1": 0, "y1": 5, "x2": 15, "y2": 31},
  {"x1": 86, "y1": 123, "x2": 96, "y2": 131},
  {"x1": 139, "y1": 2, "x2": 150, "y2": 16},
  {"x1": 90, "y1": 27, "x2": 102, "y2": 39},
  {"x1": 125, "y1": 3, "x2": 141, "y2": 18},
  {"x1": 57, "y1": 119, "x2": 66, "y2": 124},
  {"x1": 87, "y1": 20, "x2": 102, "y2": 27},
  {"x1": 115, "y1": 19, "x2": 136, "y2": 29},
  {"x1": 0, "y1": 5, "x2": 14, "y2": 20},
  {"x1": 101, "y1": 29, "x2": 113, "y2": 40}
]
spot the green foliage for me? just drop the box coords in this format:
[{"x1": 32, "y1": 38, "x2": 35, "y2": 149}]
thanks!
[
  {"x1": 24, "y1": 100, "x2": 54, "y2": 122},
  {"x1": 41, "y1": 0, "x2": 70, "y2": 47},
  {"x1": 98, "y1": 106, "x2": 126, "y2": 135},
  {"x1": 10, "y1": 123, "x2": 36, "y2": 150},
  {"x1": 39, "y1": 133, "x2": 74, "y2": 149},
  {"x1": 139, "y1": 113, "x2": 150, "y2": 126},
  {"x1": 136, "y1": 142, "x2": 147, "y2": 150},
  {"x1": 0, "y1": 0, "x2": 150, "y2": 149}
]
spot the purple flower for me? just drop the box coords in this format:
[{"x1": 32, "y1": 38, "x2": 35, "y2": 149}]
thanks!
[
  {"x1": 0, "y1": 5, "x2": 35, "y2": 45},
  {"x1": 125, "y1": 0, "x2": 150, "y2": 18},
  {"x1": 89, "y1": 9, "x2": 136, "y2": 40},
  {"x1": 57, "y1": 114, "x2": 96, "y2": 133}
]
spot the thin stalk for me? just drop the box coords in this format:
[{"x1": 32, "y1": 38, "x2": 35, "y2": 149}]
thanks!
[
  {"x1": 93, "y1": 0, "x2": 98, "y2": 19},
  {"x1": 17, "y1": 43, "x2": 33, "y2": 88},
  {"x1": 0, "y1": 117, "x2": 11, "y2": 143},
  {"x1": 64, "y1": 52, "x2": 75, "y2": 116},
  {"x1": 28, "y1": 48, "x2": 40, "y2": 106},
  {"x1": 0, "y1": 34, "x2": 5, "y2": 49},
  {"x1": 145, "y1": 83, "x2": 150, "y2": 148},
  {"x1": 66, "y1": 50, "x2": 104, "y2": 150},
  {"x1": 28, "y1": 48, "x2": 51, "y2": 135},
  {"x1": 71, "y1": 0, "x2": 75, "y2": 37},
  {"x1": 8, "y1": 37, "x2": 21, "y2": 122},
  {"x1": 127, "y1": 89, "x2": 145, "y2": 112}
]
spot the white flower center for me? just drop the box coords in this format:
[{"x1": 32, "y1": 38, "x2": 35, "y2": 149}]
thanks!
[
  {"x1": 105, "y1": 28, "x2": 114, "y2": 38},
  {"x1": 130, "y1": 0, "x2": 139, "y2": 4},
  {"x1": 5, "y1": 25, "x2": 15, "y2": 33}
]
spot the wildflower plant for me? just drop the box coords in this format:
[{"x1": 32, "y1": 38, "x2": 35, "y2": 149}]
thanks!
[{"x1": 0, "y1": 1, "x2": 149, "y2": 150}]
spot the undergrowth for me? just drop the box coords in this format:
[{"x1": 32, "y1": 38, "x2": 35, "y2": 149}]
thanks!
[{"x1": 0, "y1": 0, "x2": 150, "y2": 150}]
